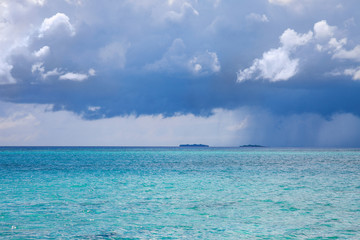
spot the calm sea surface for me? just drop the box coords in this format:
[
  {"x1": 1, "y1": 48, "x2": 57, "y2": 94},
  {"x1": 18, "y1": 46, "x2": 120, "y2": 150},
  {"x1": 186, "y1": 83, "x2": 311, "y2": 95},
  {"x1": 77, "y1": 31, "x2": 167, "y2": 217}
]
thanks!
[{"x1": 0, "y1": 147, "x2": 359, "y2": 239}]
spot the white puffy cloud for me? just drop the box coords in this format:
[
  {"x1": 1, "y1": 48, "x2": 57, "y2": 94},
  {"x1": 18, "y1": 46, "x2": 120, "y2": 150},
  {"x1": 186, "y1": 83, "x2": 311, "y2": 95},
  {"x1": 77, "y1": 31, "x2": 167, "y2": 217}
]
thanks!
[
  {"x1": 311, "y1": 20, "x2": 360, "y2": 81},
  {"x1": 237, "y1": 18, "x2": 360, "y2": 82},
  {"x1": 309, "y1": 20, "x2": 360, "y2": 80},
  {"x1": 42, "y1": 68, "x2": 61, "y2": 79},
  {"x1": 99, "y1": 42, "x2": 130, "y2": 69},
  {"x1": 189, "y1": 51, "x2": 221, "y2": 74},
  {"x1": 59, "y1": 72, "x2": 88, "y2": 81},
  {"x1": 31, "y1": 62, "x2": 45, "y2": 73},
  {"x1": 38, "y1": 13, "x2": 75, "y2": 38},
  {"x1": 0, "y1": 4, "x2": 78, "y2": 85},
  {"x1": 327, "y1": 37, "x2": 347, "y2": 52},
  {"x1": 237, "y1": 28, "x2": 312, "y2": 82},
  {"x1": 246, "y1": 13, "x2": 269, "y2": 23},
  {"x1": 238, "y1": 48, "x2": 299, "y2": 82},
  {"x1": 33, "y1": 45, "x2": 50, "y2": 58},
  {"x1": 343, "y1": 67, "x2": 360, "y2": 80},
  {"x1": 59, "y1": 69, "x2": 96, "y2": 81},
  {"x1": 31, "y1": 62, "x2": 61, "y2": 80},
  {"x1": 313, "y1": 21, "x2": 347, "y2": 54},
  {"x1": 0, "y1": 1, "x2": 33, "y2": 84},
  {"x1": 280, "y1": 28, "x2": 313, "y2": 49},
  {"x1": 332, "y1": 45, "x2": 360, "y2": 61},
  {"x1": 314, "y1": 20, "x2": 336, "y2": 40},
  {"x1": 31, "y1": 63, "x2": 95, "y2": 82}
]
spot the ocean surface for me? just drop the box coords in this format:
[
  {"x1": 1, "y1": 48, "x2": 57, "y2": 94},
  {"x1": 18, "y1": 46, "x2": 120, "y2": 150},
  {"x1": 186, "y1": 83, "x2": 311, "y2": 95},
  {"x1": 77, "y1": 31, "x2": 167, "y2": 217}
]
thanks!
[{"x1": 0, "y1": 147, "x2": 359, "y2": 239}]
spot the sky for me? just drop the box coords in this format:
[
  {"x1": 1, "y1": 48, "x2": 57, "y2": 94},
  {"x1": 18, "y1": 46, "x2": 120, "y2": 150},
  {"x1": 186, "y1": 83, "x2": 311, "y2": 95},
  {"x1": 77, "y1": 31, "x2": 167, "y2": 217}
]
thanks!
[{"x1": 1, "y1": 0, "x2": 360, "y2": 147}]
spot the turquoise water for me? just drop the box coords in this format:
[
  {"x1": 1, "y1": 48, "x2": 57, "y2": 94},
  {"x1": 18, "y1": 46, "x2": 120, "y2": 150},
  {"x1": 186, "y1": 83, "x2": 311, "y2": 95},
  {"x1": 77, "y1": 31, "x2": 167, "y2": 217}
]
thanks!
[{"x1": 0, "y1": 147, "x2": 359, "y2": 239}]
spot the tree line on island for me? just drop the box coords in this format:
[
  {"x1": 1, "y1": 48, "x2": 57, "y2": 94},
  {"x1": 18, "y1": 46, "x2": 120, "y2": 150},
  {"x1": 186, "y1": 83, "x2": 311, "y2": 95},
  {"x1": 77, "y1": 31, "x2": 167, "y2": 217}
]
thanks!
[{"x1": 179, "y1": 144, "x2": 265, "y2": 147}]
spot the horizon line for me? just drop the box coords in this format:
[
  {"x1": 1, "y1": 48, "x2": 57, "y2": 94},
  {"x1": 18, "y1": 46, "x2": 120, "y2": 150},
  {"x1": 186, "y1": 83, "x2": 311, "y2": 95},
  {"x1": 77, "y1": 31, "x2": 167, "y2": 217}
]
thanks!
[{"x1": 1, "y1": 146, "x2": 360, "y2": 149}]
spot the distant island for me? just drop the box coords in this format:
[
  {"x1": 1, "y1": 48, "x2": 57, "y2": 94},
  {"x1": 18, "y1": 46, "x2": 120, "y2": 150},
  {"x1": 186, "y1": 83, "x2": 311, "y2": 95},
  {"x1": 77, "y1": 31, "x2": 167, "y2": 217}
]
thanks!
[
  {"x1": 179, "y1": 144, "x2": 209, "y2": 147},
  {"x1": 239, "y1": 144, "x2": 265, "y2": 148}
]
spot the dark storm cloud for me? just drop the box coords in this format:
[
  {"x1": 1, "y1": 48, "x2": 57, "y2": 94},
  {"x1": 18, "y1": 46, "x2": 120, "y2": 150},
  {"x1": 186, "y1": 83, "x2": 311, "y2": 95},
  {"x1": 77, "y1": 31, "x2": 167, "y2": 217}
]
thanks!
[{"x1": 1, "y1": 0, "x2": 360, "y2": 120}]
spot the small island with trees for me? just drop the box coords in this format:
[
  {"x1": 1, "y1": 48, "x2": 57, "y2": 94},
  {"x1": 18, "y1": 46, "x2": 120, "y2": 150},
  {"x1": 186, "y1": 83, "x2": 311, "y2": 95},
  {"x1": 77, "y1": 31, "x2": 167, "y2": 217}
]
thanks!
[
  {"x1": 239, "y1": 144, "x2": 265, "y2": 148},
  {"x1": 179, "y1": 144, "x2": 209, "y2": 147}
]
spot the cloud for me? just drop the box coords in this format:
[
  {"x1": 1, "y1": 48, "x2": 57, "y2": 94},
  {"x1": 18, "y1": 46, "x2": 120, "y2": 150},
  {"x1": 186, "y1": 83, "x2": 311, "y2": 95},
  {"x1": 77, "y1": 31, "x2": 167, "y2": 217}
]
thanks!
[
  {"x1": 88, "y1": 106, "x2": 101, "y2": 112},
  {"x1": 1, "y1": 0, "x2": 360, "y2": 131},
  {"x1": 280, "y1": 28, "x2": 313, "y2": 49},
  {"x1": 126, "y1": 0, "x2": 199, "y2": 25},
  {"x1": 188, "y1": 51, "x2": 221, "y2": 74},
  {"x1": 237, "y1": 48, "x2": 299, "y2": 82},
  {"x1": 0, "y1": 1, "x2": 36, "y2": 84},
  {"x1": 344, "y1": 17, "x2": 356, "y2": 28},
  {"x1": 314, "y1": 20, "x2": 336, "y2": 40},
  {"x1": 27, "y1": 0, "x2": 46, "y2": 6},
  {"x1": 313, "y1": 21, "x2": 351, "y2": 55},
  {"x1": 332, "y1": 45, "x2": 360, "y2": 61},
  {"x1": 311, "y1": 20, "x2": 360, "y2": 79},
  {"x1": 268, "y1": 0, "x2": 293, "y2": 6},
  {"x1": 163, "y1": 1, "x2": 199, "y2": 23},
  {"x1": 228, "y1": 108, "x2": 360, "y2": 147},
  {"x1": 318, "y1": 113, "x2": 360, "y2": 147},
  {"x1": 0, "y1": 102, "x2": 41, "y2": 143},
  {"x1": 0, "y1": 111, "x2": 38, "y2": 130},
  {"x1": 1, "y1": 101, "x2": 360, "y2": 147},
  {"x1": 88, "y1": 68, "x2": 96, "y2": 76},
  {"x1": 237, "y1": 28, "x2": 312, "y2": 82},
  {"x1": 59, "y1": 72, "x2": 88, "y2": 81},
  {"x1": 31, "y1": 63, "x2": 95, "y2": 82},
  {"x1": 246, "y1": 13, "x2": 269, "y2": 23},
  {"x1": 65, "y1": 0, "x2": 83, "y2": 5},
  {"x1": 0, "y1": 101, "x2": 247, "y2": 146},
  {"x1": 99, "y1": 42, "x2": 130, "y2": 69},
  {"x1": 145, "y1": 38, "x2": 186, "y2": 72},
  {"x1": 238, "y1": 19, "x2": 360, "y2": 82},
  {"x1": 327, "y1": 37, "x2": 347, "y2": 52},
  {"x1": 0, "y1": 62, "x2": 16, "y2": 84},
  {"x1": 0, "y1": 6, "x2": 90, "y2": 85},
  {"x1": 33, "y1": 45, "x2": 50, "y2": 58},
  {"x1": 38, "y1": 13, "x2": 75, "y2": 38},
  {"x1": 226, "y1": 116, "x2": 249, "y2": 131},
  {"x1": 31, "y1": 62, "x2": 61, "y2": 80},
  {"x1": 59, "y1": 69, "x2": 95, "y2": 81},
  {"x1": 267, "y1": 0, "x2": 342, "y2": 13},
  {"x1": 343, "y1": 67, "x2": 360, "y2": 80},
  {"x1": 146, "y1": 39, "x2": 220, "y2": 75}
]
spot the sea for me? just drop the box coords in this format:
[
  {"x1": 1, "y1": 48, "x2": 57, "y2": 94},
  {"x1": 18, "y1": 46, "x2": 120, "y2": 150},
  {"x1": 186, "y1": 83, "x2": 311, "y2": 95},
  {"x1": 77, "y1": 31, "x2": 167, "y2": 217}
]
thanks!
[{"x1": 0, "y1": 147, "x2": 359, "y2": 239}]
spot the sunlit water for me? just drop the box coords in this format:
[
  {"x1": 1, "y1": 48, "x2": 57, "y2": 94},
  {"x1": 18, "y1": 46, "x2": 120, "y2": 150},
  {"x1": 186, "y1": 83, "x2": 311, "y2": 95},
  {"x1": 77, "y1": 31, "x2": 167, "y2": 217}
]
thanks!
[{"x1": 0, "y1": 147, "x2": 359, "y2": 239}]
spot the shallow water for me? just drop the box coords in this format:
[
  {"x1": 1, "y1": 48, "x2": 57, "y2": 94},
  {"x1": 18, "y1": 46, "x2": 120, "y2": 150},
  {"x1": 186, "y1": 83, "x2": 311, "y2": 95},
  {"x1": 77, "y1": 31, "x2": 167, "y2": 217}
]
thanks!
[{"x1": 0, "y1": 147, "x2": 359, "y2": 239}]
